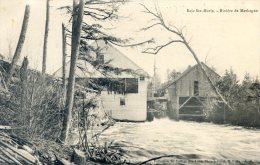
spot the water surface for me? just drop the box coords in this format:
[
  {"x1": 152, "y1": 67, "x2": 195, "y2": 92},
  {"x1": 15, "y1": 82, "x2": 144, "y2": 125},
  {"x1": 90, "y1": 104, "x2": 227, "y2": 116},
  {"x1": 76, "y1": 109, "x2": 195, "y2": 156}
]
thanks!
[{"x1": 100, "y1": 118, "x2": 260, "y2": 164}]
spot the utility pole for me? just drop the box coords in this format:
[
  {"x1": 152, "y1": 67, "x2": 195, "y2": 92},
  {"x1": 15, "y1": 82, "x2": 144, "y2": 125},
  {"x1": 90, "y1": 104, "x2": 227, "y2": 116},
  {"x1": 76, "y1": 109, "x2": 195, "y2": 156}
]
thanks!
[{"x1": 153, "y1": 54, "x2": 157, "y2": 97}]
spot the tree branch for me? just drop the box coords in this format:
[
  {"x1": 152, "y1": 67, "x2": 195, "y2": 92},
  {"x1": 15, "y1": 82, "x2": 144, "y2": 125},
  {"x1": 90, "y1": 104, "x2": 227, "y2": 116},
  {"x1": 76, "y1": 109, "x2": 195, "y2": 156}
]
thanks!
[
  {"x1": 139, "y1": 22, "x2": 162, "y2": 31},
  {"x1": 140, "y1": 3, "x2": 233, "y2": 110},
  {"x1": 140, "y1": 3, "x2": 182, "y2": 37},
  {"x1": 108, "y1": 39, "x2": 154, "y2": 47},
  {"x1": 142, "y1": 40, "x2": 183, "y2": 54},
  {"x1": 85, "y1": 0, "x2": 126, "y2": 5}
]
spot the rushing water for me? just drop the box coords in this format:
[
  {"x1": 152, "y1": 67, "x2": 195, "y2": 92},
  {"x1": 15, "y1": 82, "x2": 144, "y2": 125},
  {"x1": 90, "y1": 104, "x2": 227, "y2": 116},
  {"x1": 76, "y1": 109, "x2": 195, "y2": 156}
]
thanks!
[{"x1": 99, "y1": 118, "x2": 260, "y2": 164}]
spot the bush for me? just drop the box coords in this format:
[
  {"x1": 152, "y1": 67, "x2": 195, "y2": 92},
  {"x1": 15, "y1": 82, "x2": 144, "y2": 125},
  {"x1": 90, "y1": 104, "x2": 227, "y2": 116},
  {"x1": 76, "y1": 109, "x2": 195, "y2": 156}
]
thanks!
[
  {"x1": 0, "y1": 70, "x2": 64, "y2": 140},
  {"x1": 207, "y1": 69, "x2": 260, "y2": 128}
]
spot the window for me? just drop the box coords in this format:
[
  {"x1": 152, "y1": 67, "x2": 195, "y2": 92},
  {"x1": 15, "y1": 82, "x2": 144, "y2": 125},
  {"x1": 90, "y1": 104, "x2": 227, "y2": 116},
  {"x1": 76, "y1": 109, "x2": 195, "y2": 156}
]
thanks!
[
  {"x1": 194, "y1": 81, "x2": 199, "y2": 96},
  {"x1": 120, "y1": 97, "x2": 125, "y2": 106},
  {"x1": 125, "y1": 78, "x2": 138, "y2": 93},
  {"x1": 107, "y1": 78, "x2": 125, "y2": 94},
  {"x1": 97, "y1": 78, "x2": 138, "y2": 94},
  {"x1": 96, "y1": 54, "x2": 104, "y2": 64},
  {"x1": 140, "y1": 76, "x2": 145, "y2": 81}
]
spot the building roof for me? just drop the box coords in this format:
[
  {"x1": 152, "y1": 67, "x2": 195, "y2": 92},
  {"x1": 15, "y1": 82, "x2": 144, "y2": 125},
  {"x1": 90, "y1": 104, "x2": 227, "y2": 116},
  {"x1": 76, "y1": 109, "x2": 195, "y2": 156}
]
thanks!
[
  {"x1": 53, "y1": 40, "x2": 149, "y2": 78},
  {"x1": 161, "y1": 63, "x2": 220, "y2": 90}
]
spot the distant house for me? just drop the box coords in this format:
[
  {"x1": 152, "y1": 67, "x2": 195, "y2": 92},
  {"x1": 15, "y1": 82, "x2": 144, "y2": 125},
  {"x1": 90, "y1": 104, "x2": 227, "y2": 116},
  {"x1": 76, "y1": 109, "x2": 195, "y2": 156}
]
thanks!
[
  {"x1": 164, "y1": 63, "x2": 220, "y2": 120},
  {"x1": 54, "y1": 40, "x2": 150, "y2": 122}
]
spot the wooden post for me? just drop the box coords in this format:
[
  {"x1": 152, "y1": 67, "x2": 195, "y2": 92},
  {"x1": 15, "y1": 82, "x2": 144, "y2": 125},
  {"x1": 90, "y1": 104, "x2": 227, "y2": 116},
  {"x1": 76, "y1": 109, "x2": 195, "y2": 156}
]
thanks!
[
  {"x1": 223, "y1": 102, "x2": 226, "y2": 123},
  {"x1": 176, "y1": 96, "x2": 179, "y2": 120},
  {"x1": 257, "y1": 98, "x2": 260, "y2": 122},
  {"x1": 60, "y1": 0, "x2": 84, "y2": 143},
  {"x1": 6, "y1": 5, "x2": 30, "y2": 85}
]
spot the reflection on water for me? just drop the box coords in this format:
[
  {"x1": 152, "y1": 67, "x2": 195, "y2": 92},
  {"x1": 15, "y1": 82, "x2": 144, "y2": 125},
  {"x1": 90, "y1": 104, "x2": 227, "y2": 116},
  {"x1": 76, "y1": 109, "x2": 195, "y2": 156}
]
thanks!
[{"x1": 99, "y1": 118, "x2": 260, "y2": 163}]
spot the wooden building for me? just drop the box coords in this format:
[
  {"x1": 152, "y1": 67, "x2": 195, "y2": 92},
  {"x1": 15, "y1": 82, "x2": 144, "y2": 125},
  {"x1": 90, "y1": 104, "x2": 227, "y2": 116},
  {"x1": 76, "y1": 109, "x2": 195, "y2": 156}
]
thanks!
[
  {"x1": 54, "y1": 40, "x2": 149, "y2": 122},
  {"x1": 165, "y1": 63, "x2": 220, "y2": 120}
]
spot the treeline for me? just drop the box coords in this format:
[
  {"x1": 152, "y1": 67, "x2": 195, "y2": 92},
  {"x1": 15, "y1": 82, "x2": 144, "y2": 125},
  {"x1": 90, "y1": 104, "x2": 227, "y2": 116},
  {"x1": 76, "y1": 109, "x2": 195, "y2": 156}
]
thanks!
[{"x1": 206, "y1": 69, "x2": 260, "y2": 128}]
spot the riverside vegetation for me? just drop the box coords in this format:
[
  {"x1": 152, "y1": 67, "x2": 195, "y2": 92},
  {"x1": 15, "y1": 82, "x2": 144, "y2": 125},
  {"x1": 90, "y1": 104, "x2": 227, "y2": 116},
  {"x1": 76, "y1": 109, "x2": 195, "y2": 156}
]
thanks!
[{"x1": 205, "y1": 69, "x2": 260, "y2": 128}]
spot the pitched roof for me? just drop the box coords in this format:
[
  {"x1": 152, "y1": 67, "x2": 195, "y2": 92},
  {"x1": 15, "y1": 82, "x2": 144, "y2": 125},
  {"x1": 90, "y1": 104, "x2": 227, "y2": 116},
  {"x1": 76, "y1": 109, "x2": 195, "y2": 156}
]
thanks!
[
  {"x1": 161, "y1": 62, "x2": 220, "y2": 90},
  {"x1": 53, "y1": 40, "x2": 149, "y2": 78}
]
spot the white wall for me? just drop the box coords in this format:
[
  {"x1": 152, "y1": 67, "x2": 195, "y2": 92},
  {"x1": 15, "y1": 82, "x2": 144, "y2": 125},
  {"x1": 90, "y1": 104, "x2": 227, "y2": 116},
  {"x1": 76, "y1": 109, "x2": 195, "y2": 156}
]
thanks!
[{"x1": 100, "y1": 79, "x2": 148, "y2": 121}]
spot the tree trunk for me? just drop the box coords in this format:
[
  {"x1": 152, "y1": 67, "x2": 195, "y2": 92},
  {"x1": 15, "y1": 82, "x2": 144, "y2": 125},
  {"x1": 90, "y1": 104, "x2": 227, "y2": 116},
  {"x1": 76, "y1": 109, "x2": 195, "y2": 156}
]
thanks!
[
  {"x1": 60, "y1": 0, "x2": 84, "y2": 143},
  {"x1": 62, "y1": 23, "x2": 67, "y2": 104},
  {"x1": 182, "y1": 38, "x2": 232, "y2": 110},
  {"x1": 20, "y1": 57, "x2": 28, "y2": 125},
  {"x1": 6, "y1": 5, "x2": 30, "y2": 85},
  {"x1": 73, "y1": 149, "x2": 86, "y2": 165},
  {"x1": 42, "y1": 0, "x2": 50, "y2": 76},
  {"x1": 0, "y1": 70, "x2": 7, "y2": 89}
]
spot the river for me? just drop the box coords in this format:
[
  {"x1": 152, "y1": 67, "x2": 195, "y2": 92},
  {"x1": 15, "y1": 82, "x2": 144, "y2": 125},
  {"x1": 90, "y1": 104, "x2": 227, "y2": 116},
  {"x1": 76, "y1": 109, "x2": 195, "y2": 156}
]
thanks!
[{"x1": 99, "y1": 118, "x2": 260, "y2": 164}]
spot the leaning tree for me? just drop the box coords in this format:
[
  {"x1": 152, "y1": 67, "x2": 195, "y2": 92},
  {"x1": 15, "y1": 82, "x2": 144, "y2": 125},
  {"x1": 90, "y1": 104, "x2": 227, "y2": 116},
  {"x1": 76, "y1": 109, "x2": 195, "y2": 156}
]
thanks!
[
  {"x1": 140, "y1": 4, "x2": 232, "y2": 110},
  {"x1": 6, "y1": 5, "x2": 30, "y2": 85}
]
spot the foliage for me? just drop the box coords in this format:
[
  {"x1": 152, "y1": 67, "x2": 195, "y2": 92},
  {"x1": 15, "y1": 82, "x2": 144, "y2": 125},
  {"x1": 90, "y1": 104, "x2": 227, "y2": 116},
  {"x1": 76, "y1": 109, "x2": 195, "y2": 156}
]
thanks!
[
  {"x1": 66, "y1": 85, "x2": 127, "y2": 164},
  {"x1": 60, "y1": 0, "x2": 152, "y2": 75},
  {"x1": 0, "y1": 70, "x2": 64, "y2": 140},
  {"x1": 206, "y1": 69, "x2": 260, "y2": 128},
  {"x1": 167, "y1": 69, "x2": 181, "y2": 82},
  {"x1": 0, "y1": 60, "x2": 120, "y2": 163}
]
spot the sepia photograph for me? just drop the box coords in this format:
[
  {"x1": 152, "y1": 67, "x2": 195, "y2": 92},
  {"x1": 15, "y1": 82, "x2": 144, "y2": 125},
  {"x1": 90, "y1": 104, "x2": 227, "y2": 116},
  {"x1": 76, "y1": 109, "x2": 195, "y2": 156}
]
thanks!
[{"x1": 0, "y1": 0, "x2": 259, "y2": 164}]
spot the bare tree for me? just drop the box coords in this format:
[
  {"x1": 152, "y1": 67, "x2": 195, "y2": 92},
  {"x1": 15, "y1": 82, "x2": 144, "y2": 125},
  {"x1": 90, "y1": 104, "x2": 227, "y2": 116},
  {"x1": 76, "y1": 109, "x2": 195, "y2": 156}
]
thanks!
[
  {"x1": 60, "y1": 0, "x2": 85, "y2": 143},
  {"x1": 6, "y1": 5, "x2": 30, "y2": 85},
  {"x1": 42, "y1": 0, "x2": 50, "y2": 75},
  {"x1": 62, "y1": 23, "x2": 67, "y2": 104},
  {"x1": 141, "y1": 4, "x2": 232, "y2": 110}
]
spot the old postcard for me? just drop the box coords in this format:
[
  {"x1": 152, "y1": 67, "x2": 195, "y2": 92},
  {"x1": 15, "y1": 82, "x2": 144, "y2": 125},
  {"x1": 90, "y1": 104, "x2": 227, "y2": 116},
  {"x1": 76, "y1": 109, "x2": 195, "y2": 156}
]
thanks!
[{"x1": 0, "y1": 0, "x2": 259, "y2": 164}]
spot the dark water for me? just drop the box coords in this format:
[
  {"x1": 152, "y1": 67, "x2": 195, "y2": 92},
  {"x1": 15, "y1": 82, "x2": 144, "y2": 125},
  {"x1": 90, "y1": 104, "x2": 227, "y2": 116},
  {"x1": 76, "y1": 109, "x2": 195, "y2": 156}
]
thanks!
[{"x1": 99, "y1": 118, "x2": 260, "y2": 164}]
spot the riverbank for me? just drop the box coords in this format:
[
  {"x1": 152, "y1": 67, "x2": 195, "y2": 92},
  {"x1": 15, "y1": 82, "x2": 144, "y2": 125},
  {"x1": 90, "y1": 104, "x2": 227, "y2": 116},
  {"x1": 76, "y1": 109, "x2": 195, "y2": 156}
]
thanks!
[{"x1": 0, "y1": 129, "x2": 129, "y2": 164}]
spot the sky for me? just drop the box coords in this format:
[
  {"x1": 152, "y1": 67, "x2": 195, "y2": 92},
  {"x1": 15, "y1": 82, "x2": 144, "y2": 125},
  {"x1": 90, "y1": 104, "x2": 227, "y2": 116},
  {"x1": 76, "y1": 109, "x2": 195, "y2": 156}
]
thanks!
[{"x1": 0, "y1": 0, "x2": 259, "y2": 82}]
